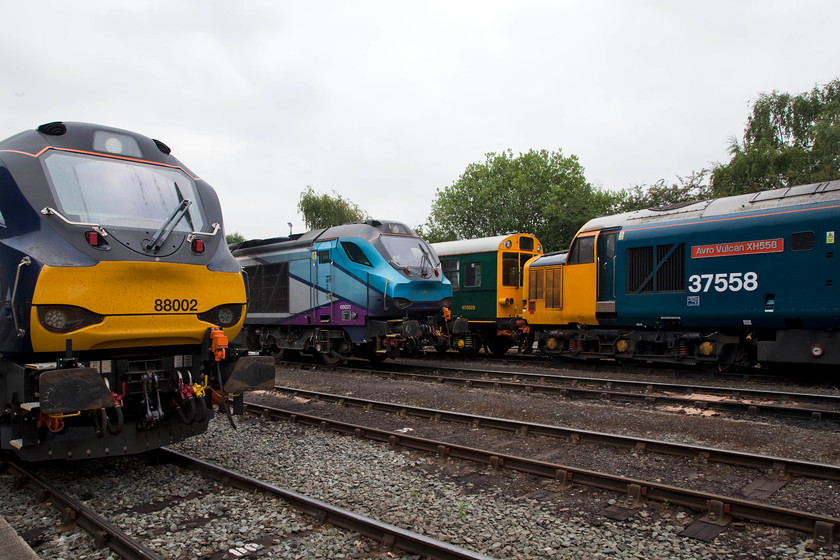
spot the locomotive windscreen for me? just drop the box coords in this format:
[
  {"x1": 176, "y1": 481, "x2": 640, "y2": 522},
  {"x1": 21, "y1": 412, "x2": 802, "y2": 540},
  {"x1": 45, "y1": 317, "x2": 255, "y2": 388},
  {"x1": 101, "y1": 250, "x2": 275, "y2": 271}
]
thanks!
[{"x1": 42, "y1": 151, "x2": 207, "y2": 232}]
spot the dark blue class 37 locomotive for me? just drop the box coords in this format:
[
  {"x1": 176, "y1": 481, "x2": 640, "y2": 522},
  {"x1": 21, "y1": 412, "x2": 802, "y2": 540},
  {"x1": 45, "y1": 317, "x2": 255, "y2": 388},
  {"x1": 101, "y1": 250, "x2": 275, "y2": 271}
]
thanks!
[
  {"x1": 0, "y1": 122, "x2": 274, "y2": 460},
  {"x1": 231, "y1": 220, "x2": 453, "y2": 364},
  {"x1": 525, "y1": 180, "x2": 840, "y2": 370}
]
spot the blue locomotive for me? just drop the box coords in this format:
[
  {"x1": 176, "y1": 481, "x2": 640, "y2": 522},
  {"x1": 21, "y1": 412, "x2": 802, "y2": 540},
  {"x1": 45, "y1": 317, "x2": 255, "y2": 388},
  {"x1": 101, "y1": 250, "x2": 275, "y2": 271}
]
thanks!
[
  {"x1": 0, "y1": 122, "x2": 274, "y2": 460},
  {"x1": 524, "y1": 181, "x2": 840, "y2": 368},
  {"x1": 231, "y1": 221, "x2": 452, "y2": 364}
]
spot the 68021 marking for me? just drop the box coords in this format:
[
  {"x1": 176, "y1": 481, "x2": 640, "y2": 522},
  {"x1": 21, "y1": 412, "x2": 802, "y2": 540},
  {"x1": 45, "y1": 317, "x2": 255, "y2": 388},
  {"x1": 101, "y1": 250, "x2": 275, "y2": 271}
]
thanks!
[{"x1": 688, "y1": 272, "x2": 758, "y2": 293}]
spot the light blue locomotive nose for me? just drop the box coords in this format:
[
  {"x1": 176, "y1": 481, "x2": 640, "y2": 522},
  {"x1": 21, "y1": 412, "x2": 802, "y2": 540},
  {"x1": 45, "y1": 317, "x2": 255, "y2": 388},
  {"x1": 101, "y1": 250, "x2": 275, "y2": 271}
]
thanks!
[{"x1": 232, "y1": 220, "x2": 452, "y2": 365}]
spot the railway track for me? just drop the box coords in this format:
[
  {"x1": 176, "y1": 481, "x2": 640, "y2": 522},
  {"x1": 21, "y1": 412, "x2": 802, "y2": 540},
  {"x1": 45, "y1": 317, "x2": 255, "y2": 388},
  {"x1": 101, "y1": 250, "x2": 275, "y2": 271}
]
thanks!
[
  {"x1": 243, "y1": 397, "x2": 839, "y2": 549},
  {"x1": 281, "y1": 360, "x2": 840, "y2": 423},
  {"x1": 1, "y1": 450, "x2": 495, "y2": 560},
  {"x1": 1, "y1": 457, "x2": 162, "y2": 560},
  {"x1": 269, "y1": 385, "x2": 840, "y2": 482}
]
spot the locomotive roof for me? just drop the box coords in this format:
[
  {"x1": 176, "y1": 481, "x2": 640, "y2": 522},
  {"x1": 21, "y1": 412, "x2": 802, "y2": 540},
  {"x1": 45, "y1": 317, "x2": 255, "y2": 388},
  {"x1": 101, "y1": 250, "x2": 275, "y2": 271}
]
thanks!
[
  {"x1": 432, "y1": 233, "x2": 538, "y2": 257},
  {"x1": 579, "y1": 180, "x2": 840, "y2": 233},
  {"x1": 528, "y1": 251, "x2": 568, "y2": 267},
  {"x1": 230, "y1": 220, "x2": 416, "y2": 255}
]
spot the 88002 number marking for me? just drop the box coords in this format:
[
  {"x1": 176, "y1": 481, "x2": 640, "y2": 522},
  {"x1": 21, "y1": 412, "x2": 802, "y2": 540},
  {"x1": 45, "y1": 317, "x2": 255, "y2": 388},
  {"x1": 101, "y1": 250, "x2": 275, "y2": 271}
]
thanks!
[
  {"x1": 688, "y1": 272, "x2": 758, "y2": 293},
  {"x1": 154, "y1": 298, "x2": 198, "y2": 312}
]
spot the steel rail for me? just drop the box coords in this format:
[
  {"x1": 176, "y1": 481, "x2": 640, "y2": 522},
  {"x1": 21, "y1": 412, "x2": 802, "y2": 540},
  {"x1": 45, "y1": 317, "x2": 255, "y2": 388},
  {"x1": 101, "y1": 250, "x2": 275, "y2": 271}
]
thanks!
[
  {"x1": 269, "y1": 385, "x2": 840, "y2": 481},
  {"x1": 243, "y1": 400, "x2": 839, "y2": 545},
  {"x1": 290, "y1": 361, "x2": 840, "y2": 422},
  {"x1": 155, "y1": 448, "x2": 496, "y2": 560},
  {"x1": 377, "y1": 361, "x2": 840, "y2": 409},
  {"x1": 1, "y1": 458, "x2": 162, "y2": 560}
]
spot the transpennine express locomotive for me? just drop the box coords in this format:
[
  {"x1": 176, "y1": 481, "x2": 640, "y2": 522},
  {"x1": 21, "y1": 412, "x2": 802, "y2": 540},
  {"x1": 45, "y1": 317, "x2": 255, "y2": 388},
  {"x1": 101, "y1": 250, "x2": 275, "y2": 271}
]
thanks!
[
  {"x1": 0, "y1": 122, "x2": 274, "y2": 460},
  {"x1": 231, "y1": 220, "x2": 452, "y2": 364},
  {"x1": 524, "y1": 180, "x2": 840, "y2": 369}
]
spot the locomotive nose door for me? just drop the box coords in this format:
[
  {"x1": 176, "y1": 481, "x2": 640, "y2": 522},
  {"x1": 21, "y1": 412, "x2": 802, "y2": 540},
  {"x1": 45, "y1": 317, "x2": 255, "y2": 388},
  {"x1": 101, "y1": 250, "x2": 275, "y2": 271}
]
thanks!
[
  {"x1": 596, "y1": 230, "x2": 618, "y2": 315},
  {"x1": 312, "y1": 244, "x2": 335, "y2": 323}
]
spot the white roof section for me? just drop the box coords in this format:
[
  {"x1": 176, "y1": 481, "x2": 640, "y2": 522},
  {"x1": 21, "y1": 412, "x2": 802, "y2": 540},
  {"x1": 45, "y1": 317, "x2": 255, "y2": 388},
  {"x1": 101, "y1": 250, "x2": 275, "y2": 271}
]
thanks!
[
  {"x1": 578, "y1": 180, "x2": 840, "y2": 233},
  {"x1": 432, "y1": 234, "x2": 520, "y2": 257}
]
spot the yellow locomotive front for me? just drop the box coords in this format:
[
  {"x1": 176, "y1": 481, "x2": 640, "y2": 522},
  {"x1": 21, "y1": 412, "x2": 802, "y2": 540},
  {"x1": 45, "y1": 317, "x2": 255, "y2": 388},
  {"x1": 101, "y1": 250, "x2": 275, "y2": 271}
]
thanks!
[{"x1": 0, "y1": 122, "x2": 273, "y2": 460}]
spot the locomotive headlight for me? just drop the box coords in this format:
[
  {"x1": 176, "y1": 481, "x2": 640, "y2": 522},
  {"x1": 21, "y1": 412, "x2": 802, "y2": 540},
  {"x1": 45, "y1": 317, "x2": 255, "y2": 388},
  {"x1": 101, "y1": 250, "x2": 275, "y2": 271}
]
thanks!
[
  {"x1": 37, "y1": 305, "x2": 104, "y2": 333},
  {"x1": 92, "y1": 130, "x2": 142, "y2": 157},
  {"x1": 198, "y1": 304, "x2": 243, "y2": 327}
]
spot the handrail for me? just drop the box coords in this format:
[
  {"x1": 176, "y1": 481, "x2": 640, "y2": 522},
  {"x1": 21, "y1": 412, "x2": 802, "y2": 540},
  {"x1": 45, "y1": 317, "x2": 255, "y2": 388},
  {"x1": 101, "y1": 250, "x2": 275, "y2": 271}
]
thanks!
[
  {"x1": 41, "y1": 207, "x2": 108, "y2": 236},
  {"x1": 11, "y1": 256, "x2": 31, "y2": 337}
]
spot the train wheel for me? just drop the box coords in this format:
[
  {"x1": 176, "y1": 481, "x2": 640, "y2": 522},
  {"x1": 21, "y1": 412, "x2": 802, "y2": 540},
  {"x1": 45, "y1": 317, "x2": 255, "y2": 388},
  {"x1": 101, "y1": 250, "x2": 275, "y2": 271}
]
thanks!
[
  {"x1": 321, "y1": 350, "x2": 343, "y2": 366},
  {"x1": 488, "y1": 337, "x2": 512, "y2": 357}
]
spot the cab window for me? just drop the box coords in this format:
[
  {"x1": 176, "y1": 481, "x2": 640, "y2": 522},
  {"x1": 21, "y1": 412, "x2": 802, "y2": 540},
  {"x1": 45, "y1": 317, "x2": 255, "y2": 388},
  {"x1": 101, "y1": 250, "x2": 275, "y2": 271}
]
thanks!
[
  {"x1": 501, "y1": 252, "x2": 519, "y2": 286},
  {"x1": 442, "y1": 260, "x2": 460, "y2": 291},
  {"x1": 341, "y1": 241, "x2": 372, "y2": 266},
  {"x1": 567, "y1": 236, "x2": 595, "y2": 265}
]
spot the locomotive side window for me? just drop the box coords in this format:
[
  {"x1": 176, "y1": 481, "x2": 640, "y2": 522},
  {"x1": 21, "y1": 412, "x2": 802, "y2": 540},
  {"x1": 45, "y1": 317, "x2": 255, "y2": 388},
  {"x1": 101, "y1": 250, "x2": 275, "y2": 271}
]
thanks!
[
  {"x1": 0, "y1": 207, "x2": 5, "y2": 227},
  {"x1": 627, "y1": 243, "x2": 685, "y2": 293},
  {"x1": 791, "y1": 231, "x2": 815, "y2": 251},
  {"x1": 341, "y1": 241, "x2": 372, "y2": 266},
  {"x1": 464, "y1": 262, "x2": 481, "y2": 287},
  {"x1": 567, "y1": 236, "x2": 595, "y2": 265},
  {"x1": 244, "y1": 262, "x2": 289, "y2": 313},
  {"x1": 442, "y1": 261, "x2": 460, "y2": 291},
  {"x1": 318, "y1": 250, "x2": 331, "y2": 263}
]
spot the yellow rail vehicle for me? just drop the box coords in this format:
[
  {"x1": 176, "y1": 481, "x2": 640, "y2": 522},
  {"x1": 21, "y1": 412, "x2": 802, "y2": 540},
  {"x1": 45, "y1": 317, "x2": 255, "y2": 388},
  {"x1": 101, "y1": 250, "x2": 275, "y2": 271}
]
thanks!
[{"x1": 433, "y1": 233, "x2": 543, "y2": 355}]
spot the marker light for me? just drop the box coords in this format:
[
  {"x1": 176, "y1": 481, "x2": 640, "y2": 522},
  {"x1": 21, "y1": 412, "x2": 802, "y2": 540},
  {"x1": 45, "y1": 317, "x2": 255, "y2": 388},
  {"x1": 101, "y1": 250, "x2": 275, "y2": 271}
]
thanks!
[{"x1": 191, "y1": 239, "x2": 206, "y2": 254}]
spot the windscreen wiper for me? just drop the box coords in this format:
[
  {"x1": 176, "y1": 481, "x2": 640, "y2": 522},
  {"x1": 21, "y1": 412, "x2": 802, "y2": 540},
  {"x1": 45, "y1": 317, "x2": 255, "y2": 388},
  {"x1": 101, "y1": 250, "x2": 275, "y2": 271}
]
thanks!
[
  {"x1": 418, "y1": 243, "x2": 432, "y2": 278},
  {"x1": 145, "y1": 199, "x2": 192, "y2": 252},
  {"x1": 175, "y1": 182, "x2": 195, "y2": 232}
]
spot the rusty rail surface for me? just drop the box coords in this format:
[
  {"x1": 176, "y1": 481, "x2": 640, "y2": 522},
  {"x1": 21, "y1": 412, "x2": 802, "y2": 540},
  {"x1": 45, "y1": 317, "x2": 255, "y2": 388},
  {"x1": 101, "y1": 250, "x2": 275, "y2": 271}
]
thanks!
[{"x1": 283, "y1": 361, "x2": 840, "y2": 422}]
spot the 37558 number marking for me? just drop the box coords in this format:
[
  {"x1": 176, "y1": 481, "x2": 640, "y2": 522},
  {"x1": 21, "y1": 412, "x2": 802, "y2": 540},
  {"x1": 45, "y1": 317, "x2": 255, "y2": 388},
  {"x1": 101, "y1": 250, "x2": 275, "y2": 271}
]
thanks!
[{"x1": 688, "y1": 272, "x2": 758, "y2": 293}]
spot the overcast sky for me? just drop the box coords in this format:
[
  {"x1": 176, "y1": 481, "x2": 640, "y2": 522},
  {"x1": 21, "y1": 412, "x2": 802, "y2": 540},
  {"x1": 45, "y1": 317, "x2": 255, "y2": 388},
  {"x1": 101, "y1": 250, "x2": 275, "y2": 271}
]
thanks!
[{"x1": 3, "y1": 1, "x2": 839, "y2": 240}]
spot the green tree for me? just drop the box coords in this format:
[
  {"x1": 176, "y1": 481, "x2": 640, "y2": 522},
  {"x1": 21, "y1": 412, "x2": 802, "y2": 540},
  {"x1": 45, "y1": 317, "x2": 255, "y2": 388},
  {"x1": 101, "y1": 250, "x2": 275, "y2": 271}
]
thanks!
[
  {"x1": 297, "y1": 186, "x2": 368, "y2": 230},
  {"x1": 226, "y1": 231, "x2": 245, "y2": 244},
  {"x1": 424, "y1": 149, "x2": 615, "y2": 252},
  {"x1": 712, "y1": 79, "x2": 840, "y2": 196},
  {"x1": 613, "y1": 170, "x2": 712, "y2": 213}
]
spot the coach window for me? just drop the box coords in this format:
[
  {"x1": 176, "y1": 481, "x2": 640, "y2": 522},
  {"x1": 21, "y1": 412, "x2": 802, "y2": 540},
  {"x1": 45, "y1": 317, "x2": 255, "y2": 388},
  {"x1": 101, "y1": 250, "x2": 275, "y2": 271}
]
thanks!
[
  {"x1": 791, "y1": 231, "x2": 815, "y2": 251},
  {"x1": 442, "y1": 261, "x2": 460, "y2": 290},
  {"x1": 567, "y1": 235, "x2": 595, "y2": 265},
  {"x1": 341, "y1": 241, "x2": 372, "y2": 266},
  {"x1": 464, "y1": 262, "x2": 482, "y2": 287}
]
